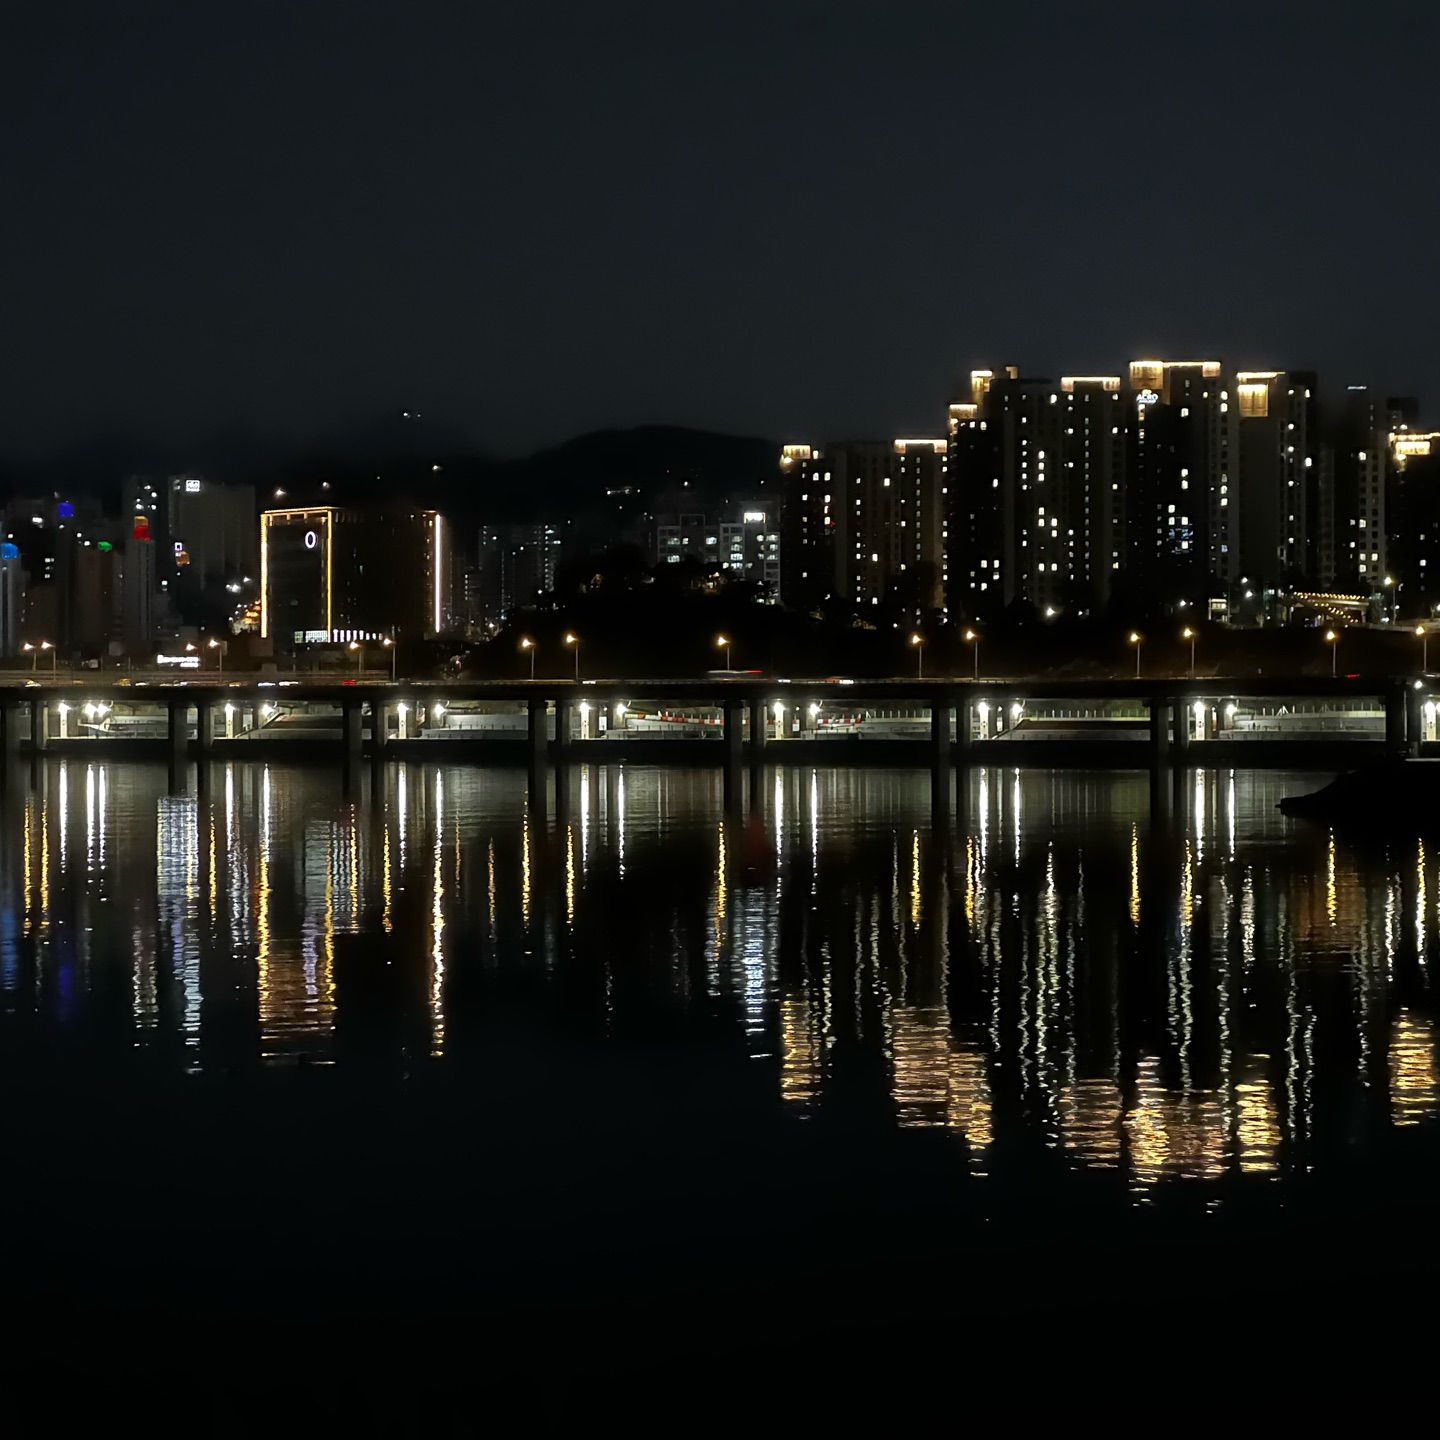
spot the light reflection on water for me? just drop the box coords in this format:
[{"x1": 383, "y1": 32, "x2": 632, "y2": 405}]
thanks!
[{"x1": 0, "y1": 760, "x2": 1436, "y2": 1199}]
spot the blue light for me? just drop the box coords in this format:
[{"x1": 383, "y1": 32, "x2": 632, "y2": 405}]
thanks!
[
  {"x1": 0, "y1": 543, "x2": 17, "y2": 560},
  {"x1": 57, "y1": 500, "x2": 74, "y2": 519}
]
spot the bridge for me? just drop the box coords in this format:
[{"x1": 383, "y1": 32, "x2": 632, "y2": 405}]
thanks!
[{"x1": 0, "y1": 674, "x2": 1429, "y2": 770}]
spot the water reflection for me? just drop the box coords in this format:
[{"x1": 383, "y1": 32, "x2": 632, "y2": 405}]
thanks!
[{"x1": 0, "y1": 761, "x2": 1436, "y2": 1200}]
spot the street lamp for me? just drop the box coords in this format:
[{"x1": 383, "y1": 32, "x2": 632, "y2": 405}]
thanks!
[
  {"x1": 909, "y1": 631, "x2": 925, "y2": 679},
  {"x1": 963, "y1": 628, "x2": 980, "y2": 680},
  {"x1": 715, "y1": 634, "x2": 732, "y2": 671},
  {"x1": 382, "y1": 634, "x2": 397, "y2": 681},
  {"x1": 1181, "y1": 626, "x2": 1196, "y2": 677},
  {"x1": 208, "y1": 636, "x2": 226, "y2": 672},
  {"x1": 1128, "y1": 631, "x2": 1143, "y2": 679},
  {"x1": 1419, "y1": 625, "x2": 1430, "y2": 673},
  {"x1": 520, "y1": 636, "x2": 536, "y2": 680},
  {"x1": 1325, "y1": 628, "x2": 1339, "y2": 677},
  {"x1": 1384, "y1": 575, "x2": 1401, "y2": 624},
  {"x1": 564, "y1": 630, "x2": 581, "y2": 681},
  {"x1": 348, "y1": 639, "x2": 363, "y2": 675}
]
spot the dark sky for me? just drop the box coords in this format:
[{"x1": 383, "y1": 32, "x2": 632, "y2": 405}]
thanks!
[{"x1": 4, "y1": 0, "x2": 1439, "y2": 462}]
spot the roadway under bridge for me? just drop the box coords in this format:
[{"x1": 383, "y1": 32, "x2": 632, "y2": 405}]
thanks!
[{"x1": 0, "y1": 675, "x2": 1430, "y2": 769}]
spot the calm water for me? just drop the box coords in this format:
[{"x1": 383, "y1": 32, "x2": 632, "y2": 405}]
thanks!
[{"x1": 4, "y1": 759, "x2": 1439, "y2": 1407}]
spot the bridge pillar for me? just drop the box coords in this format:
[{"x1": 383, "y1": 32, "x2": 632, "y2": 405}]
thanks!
[
  {"x1": 196, "y1": 703, "x2": 217, "y2": 753},
  {"x1": 553, "y1": 698, "x2": 573, "y2": 751},
  {"x1": 342, "y1": 701, "x2": 363, "y2": 759},
  {"x1": 0, "y1": 704, "x2": 19, "y2": 754},
  {"x1": 1386, "y1": 686, "x2": 1408, "y2": 758},
  {"x1": 1405, "y1": 683, "x2": 1423, "y2": 757},
  {"x1": 723, "y1": 700, "x2": 744, "y2": 768},
  {"x1": 955, "y1": 694, "x2": 973, "y2": 757},
  {"x1": 930, "y1": 695, "x2": 952, "y2": 767},
  {"x1": 371, "y1": 701, "x2": 389, "y2": 751},
  {"x1": 1148, "y1": 698, "x2": 1171, "y2": 764},
  {"x1": 30, "y1": 699, "x2": 47, "y2": 752},
  {"x1": 527, "y1": 700, "x2": 549, "y2": 765},
  {"x1": 748, "y1": 698, "x2": 767, "y2": 756},
  {"x1": 167, "y1": 700, "x2": 188, "y2": 761},
  {"x1": 1170, "y1": 698, "x2": 1190, "y2": 758}
]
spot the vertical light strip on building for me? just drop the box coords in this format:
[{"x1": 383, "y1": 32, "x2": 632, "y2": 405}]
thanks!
[
  {"x1": 433, "y1": 513, "x2": 443, "y2": 634},
  {"x1": 325, "y1": 511, "x2": 333, "y2": 639},
  {"x1": 259, "y1": 514, "x2": 269, "y2": 638}
]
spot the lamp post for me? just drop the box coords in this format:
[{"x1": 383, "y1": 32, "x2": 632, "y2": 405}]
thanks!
[
  {"x1": 520, "y1": 636, "x2": 535, "y2": 680},
  {"x1": 715, "y1": 634, "x2": 732, "y2": 671},
  {"x1": 1181, "y1": 626, "x2": 1196, "y2": 677},
  {"x1": 1384, "y1": 575, "x2": 1400, "y2": 624},
  {"x1": 1325, "y1": 628, "x2": 1339, "y2": 677},
  {"x1": 383, "y1": 634, "x2": 397, "y2": 681},
  {"x1": 348, "y1": 640, "x2": 363, "y2": 675},
  {"x1": 909, "y1": 632, "x2": 924, "y2": 679},
  {"x1": 964, "y1": 628, "x2": 980, "y2": 680},
  {"x1": 564, "y1": 631, "x2": 581, "y2": 680},
  {"x1": 208, "y1": 637, "x2": 226, "y2": 672},
  {"x1": 1418, "y1": 625, "x2": 1430, "y2": 673},
  {"x1": 1128, "y1": 631, "x2": 1142, "y2": 679}
]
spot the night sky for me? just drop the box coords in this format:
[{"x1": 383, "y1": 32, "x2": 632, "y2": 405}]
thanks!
[{"x1": 4, "y1": 0, "x2": 1439, "y2": 463}]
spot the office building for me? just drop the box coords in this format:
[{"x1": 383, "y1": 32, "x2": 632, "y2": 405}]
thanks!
[
  {"x1": 0, "y1": 542, "x2": 23, "y2": 655},
  {"x1": 122, "y1": 511, "x2": 158, "y2": 650},
  {"x1": 261, "y1": 505, "x2": 456, "y2": 647}
]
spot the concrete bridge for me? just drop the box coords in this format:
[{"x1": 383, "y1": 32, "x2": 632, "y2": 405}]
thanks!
[{"x1": 0, "y1": 674, "x2": 1428, "y2": 769}]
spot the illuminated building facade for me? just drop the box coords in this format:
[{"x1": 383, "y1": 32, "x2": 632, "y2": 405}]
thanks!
[{"x1": 261, "y1": 505, "x2": 455, "y2": 647}]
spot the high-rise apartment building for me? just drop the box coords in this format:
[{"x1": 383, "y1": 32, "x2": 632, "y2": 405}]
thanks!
[
  {"x1": 475, "y1": 522, "x2": 565, "y2": 626},
  {"x1": 778, "y1": 439, "x2": 944, "y2": 617},
  {"x1": 947, "y1": 368, "x2": 1123, "y2": 616},
  {"x1": 1232, "y1": 370, "x2": 1318, "y2": 587},
  {"x1": 166, "y1": 475, "x2": 257, "y2": 588},
  {"x1": 651, "y1": 500, "x2": 782, "y2": 595},
  {"x1": 778, "y1": 444, "x2": 844, "y2": 609},
  {"x1": 1126, "y1": 359, "x2": 1230, "y2": 595},
  {"x1": 1320, "y1": 387, "x2": 1417, "y2": 590}
]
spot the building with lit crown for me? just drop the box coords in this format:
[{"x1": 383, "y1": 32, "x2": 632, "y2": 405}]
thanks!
[{"x1": 261, "y1": 505, "x2": 456, "y2": 647}]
